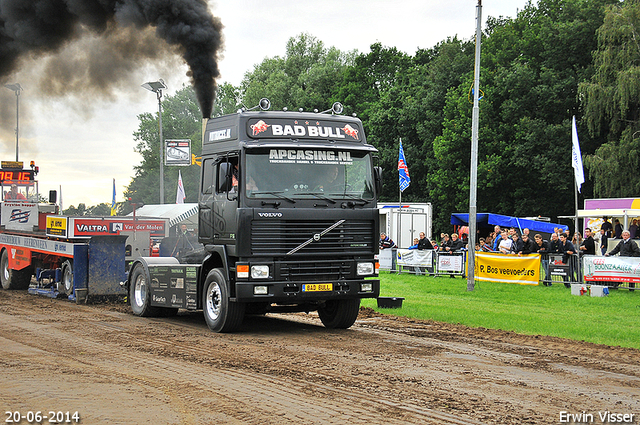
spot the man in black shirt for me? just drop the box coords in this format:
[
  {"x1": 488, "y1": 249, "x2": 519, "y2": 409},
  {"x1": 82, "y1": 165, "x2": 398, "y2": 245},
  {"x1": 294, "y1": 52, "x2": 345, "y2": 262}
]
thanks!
[
  {"x1": 579, "y1": 228, "x2": 596, "y2": 256},
  {"x1": 417, "y1": 232, "x2": 433, "y2": 250}
]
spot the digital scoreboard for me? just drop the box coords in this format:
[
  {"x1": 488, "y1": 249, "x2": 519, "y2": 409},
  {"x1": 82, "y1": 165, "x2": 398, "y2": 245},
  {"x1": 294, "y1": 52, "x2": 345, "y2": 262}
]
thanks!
[{"x1": 0, "y1": 169, "x2": 35, "y2": 182}]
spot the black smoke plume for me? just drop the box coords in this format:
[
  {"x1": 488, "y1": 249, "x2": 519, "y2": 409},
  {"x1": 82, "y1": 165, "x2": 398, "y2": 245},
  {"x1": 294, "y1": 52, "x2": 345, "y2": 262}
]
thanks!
[{"x1": 0, "y1": 0, "x2": 223, "y2": 118}]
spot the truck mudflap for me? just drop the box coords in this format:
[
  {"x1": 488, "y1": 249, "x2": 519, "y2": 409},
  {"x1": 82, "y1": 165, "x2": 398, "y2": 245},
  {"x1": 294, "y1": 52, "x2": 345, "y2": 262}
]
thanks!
[{"x1": 234, "y1": 279, "x2": 380, "y2": 303}]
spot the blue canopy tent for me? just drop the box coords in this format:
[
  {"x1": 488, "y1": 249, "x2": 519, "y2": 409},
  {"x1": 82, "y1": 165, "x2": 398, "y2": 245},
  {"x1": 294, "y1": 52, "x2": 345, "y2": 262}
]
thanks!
[{"x1": 450, "y1": 213, "x2": 568, "y2": 234}]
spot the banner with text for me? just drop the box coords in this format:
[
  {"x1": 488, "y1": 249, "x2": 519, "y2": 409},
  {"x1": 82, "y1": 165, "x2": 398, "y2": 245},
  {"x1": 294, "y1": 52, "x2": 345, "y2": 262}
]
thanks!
[
  {"x1": 396, "y1": 249, "x2": 433, "y2": 267},
  {"x1": 473, "y1": 252, "x2": 540, "y2": 285},
  {"x1": 583, "y1": 255, "x2": 640, "y2": 283}
]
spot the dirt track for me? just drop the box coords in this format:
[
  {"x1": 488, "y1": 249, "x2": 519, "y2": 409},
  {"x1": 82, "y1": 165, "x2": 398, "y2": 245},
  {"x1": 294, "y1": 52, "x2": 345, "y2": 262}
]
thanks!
[{"x1": 0, "y1": 290, "x2": 639, "y2": 425}]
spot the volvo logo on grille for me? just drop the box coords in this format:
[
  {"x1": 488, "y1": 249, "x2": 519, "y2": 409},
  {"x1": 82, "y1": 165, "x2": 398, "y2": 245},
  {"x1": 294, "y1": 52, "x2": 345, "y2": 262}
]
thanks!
[
  {"x1": 313, "y1": 233, "x2": 321, "y2": 242},
  {"x1": 258, "y1": 212, "x2": 283, "y2": 218}
]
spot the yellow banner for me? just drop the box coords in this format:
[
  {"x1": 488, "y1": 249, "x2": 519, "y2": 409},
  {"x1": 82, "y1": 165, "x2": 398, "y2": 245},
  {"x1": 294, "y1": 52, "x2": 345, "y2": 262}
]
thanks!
[{"x1": 472, "y1": 252, "x2": 540, "y2": 285}]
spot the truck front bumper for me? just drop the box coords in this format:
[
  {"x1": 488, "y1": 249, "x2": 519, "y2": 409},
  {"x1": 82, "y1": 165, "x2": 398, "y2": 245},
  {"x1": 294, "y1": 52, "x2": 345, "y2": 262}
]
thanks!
[{"x1": 235, "y1": 279, "x2": 380, "y2": 303}]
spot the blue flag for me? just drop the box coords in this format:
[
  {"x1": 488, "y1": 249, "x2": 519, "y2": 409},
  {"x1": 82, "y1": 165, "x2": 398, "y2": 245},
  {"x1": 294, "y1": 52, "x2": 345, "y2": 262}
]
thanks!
[{"x1": 398, "y1": 139, "x2": 411, "y2": 192}]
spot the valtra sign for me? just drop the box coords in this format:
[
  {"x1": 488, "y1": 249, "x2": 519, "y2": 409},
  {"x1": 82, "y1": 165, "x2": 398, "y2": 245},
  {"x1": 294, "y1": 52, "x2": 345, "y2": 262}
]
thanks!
[{"x1": 46, "y1": 216, "x2": 169, "y2": 238}]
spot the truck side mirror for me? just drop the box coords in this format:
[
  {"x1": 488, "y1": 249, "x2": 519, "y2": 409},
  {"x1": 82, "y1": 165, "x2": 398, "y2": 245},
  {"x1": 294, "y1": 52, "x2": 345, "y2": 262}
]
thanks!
[
  {"x1": 218, "y1": 163, "x2": 233, "y2": 192},
  {"x1": 49, "y1": 190, "x2": 57, "y2": 204},
  {"x1": 374, "y1": 166, "x2": 383, "y2": 195}
]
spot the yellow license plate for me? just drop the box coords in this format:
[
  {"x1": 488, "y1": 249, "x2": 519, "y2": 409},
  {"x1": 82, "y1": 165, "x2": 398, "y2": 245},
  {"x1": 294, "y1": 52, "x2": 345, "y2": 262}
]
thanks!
[{"x1": 302, "y1": 283, "x2": 333, "y2": 292}]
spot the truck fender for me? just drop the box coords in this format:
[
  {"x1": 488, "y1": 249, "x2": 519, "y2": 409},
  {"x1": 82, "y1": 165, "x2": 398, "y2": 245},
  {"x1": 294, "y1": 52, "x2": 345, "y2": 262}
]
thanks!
[
  {"x1": 125, "y1": 256, "x2": 180, "y2": 291},
  {"x1": 200, "y1": 245, "x2": 233, "y2": 297}
]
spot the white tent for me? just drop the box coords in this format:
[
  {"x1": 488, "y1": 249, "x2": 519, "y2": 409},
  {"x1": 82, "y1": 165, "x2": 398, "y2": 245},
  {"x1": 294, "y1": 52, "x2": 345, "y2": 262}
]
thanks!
[{"x1": 127, "y1": 203, "x2": 198, "y2": 231}]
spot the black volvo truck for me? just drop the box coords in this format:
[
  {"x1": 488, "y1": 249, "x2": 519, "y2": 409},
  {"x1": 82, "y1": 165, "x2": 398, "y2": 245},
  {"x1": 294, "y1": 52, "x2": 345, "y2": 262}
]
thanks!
[{"x1": 127, "y1": 100, "x2": 381, "y2": 332}]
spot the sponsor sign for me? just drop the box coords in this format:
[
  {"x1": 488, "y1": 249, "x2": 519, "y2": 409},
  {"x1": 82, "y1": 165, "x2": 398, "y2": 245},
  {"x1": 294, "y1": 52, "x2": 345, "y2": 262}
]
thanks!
[
  {"x1": 268, "y1": 149, "x2": 353, "y2": 165},
  {"x1": 46, "y1": 216, "x2": 68, "y2": 237},
  {"x1": 45, "y1": 216, "x2": 168, "y2": 238},
  {"x1": 473, "y1": 252, "x2": 540, "y2": 285},
  {"x1": 165, "y1": 139, "x2": 191, "y2": 166},
  {"x1": 1, "y1": 201, "x2": 38, "y2": 232},
  {"x1": 247, "y1": 118, "x2": 362, "y2": 141},
  {"x1": 438, "y1": 253, "x2": 464, "y2": 272},
  {"x1": 396, "y1": 249, "x2": 433, "y2": 267},
  {"x1": 583, "y1": 255, "x2": 640, "y2": 283}
]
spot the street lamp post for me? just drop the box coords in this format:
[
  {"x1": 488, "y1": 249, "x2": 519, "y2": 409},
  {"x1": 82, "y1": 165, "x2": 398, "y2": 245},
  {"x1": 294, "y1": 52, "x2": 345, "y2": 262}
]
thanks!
[
  {"x1": 4, "y1": 83, "x2": 22, "y2": 162},
  {"x1": 141, "y1": 79, "x2": 167, "y2": 204}
]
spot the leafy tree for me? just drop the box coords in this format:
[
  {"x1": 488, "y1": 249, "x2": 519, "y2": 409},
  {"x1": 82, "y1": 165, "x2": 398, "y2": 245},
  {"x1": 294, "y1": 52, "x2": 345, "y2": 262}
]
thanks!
[
  {"x1": 124, "y1": 85, "x2": 202, "y2": 213},
  {"x1": 580, "y1": 0, "x2": 640, "y2": 196},
  {"x1": 241, "y1": 33, "x2": 355, "y2": 111}
]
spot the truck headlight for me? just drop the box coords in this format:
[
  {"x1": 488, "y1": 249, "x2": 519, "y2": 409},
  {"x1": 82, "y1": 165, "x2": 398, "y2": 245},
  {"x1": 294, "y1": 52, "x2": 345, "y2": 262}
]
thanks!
[
  {"x1": 361, "y1": 282, "x2": 373, "y2": 292},
  {"x1": 251, "y1": 265, "x2": 270, "y2": 279},
  {"x1": 357, "y1": 262, "x2": 375, "y2": 276},
  {"x1": 254, "y1": 285, "x2": 269, "y2": 295}
]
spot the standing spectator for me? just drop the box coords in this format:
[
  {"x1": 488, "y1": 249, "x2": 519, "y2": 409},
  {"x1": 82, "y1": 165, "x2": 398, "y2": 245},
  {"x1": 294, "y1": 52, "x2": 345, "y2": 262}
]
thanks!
[
  {"x1": 511, "y1": 233, "x2": 524, "y2": 254},
  {"x1": 605, "y1": 230, "x2": 640, "y2": 289},
  {"x1": 519, "y1": 234, "x2": 536, "y2": 255},
  {"x1": 439, "y1": 234, "x2": 452, "y2": 253},
  {"x1": 408, "y1": 238, "x2": 419, "y2": 249},
  {"x1": 572, "y1": 231, "x2": 583, "y2": 249},
  {"x1": 630, "y1": 219, "x2": 638, "y2": 239},
  {"x1": 484, "y1": 235, "x2": 494, "y2": 251},
  {"x1": 379, "y1": 232, "x2": 396, "y2": 249},
  {"x1": 417, "y1": 232, "x2": 434, "y2": 250},
  {"x1": 614, "y1": 219, "x2": 623, "y2": 239},
  {"x1": 601, "y1": 217, "x2": 613, "y2": 238},
  {"x1": 579, "y1": 228, "x2": 596, "y2": 256},
  {"x1": 599, "y1": 228, "x2": 609, "y2": 255},
  {"x1": 492, "y1": 226, "x2": 502, "y2": 251},
  {"x1": 449, "y1": 233, "x2": 464, "y2": 251},
  {"x1": 548, "y1": 232, "x2": 562, "y2": 253},
  {"x1": 498, "y1": 231, "x2": 513, "y2": 254},
  {"x1": 559, "y1": 233, "x2": 576, "y2": 287},
  {"x1": 522, "y1": 228, "x2": 530, "y2": 238},
  {"x1": 534, "y1": 234, "x2": 551, "y2": 286}
]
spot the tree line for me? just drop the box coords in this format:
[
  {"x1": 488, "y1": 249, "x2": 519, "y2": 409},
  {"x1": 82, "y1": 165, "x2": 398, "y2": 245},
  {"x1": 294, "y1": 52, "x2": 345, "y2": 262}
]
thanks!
[{"x1": 69, "y1": 0, "x2": 640, "y2": 235}]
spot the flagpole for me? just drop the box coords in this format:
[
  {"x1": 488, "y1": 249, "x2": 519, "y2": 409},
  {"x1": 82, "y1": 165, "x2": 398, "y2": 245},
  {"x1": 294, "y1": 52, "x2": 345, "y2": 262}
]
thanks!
[
  {"x1": 398, "y1": 138, "x2": 402, "y2": 249},
  {"x1": 467, "y1": 0, "x2": 482, "y2": 291}
]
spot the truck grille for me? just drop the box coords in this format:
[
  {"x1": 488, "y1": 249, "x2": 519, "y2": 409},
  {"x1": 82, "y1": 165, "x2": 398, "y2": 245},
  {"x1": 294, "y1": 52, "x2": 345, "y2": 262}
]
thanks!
[
  {"x1": 279, "y1": 261, "x2": 352, "y2": 281},
  {"x1": 251, "y1": 219, "x2": 374, "y2": 256}
]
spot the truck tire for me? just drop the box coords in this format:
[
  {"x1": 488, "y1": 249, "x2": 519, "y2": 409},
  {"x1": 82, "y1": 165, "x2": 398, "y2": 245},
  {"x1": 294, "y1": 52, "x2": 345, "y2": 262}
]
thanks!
[
  {"x1": 318, "y1": 298, "x2": 361, "y2": 329},
  {"x1": 0, "y1": 249, "x2": 32, "y2": 290},
  {"x1": 202, "y1": 268, "x2": 245, "y2": 333},
  {"x1": 61, "y1": 260, "x2": 74, "y2": 295},
  {"x1": 129, "y1": 263, "x2": 161, "y2": 317}
]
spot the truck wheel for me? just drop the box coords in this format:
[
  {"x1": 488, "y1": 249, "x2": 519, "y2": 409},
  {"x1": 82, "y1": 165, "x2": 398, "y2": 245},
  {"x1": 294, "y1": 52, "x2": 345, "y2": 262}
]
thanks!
[
  {"x1": 0, "y1": 249, "x2": 32, "y2": 290},
  {"x1": 202, "y1": 268, "x2": 245, "y2": 333},
  {"x1": 129, "y1": 263, "x2": 161, "y2": 317},
  {"x1": 318, "y1": 298, "x2": 361, "y2": 329},
  {"x1": 61, "y1": 260, "x2": 74, "y2": 295}
]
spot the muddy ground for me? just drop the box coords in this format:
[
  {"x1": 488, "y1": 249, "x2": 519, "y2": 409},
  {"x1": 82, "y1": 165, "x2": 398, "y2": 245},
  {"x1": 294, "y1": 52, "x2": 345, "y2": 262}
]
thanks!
[{"x1": 0, "y1": 290, "x2": 638, "y2": 425}]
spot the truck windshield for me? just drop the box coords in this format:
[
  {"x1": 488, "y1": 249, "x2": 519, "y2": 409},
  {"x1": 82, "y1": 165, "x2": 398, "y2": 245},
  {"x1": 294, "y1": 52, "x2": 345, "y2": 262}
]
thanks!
[{"x1": 245, "y1": 149, "x2": 375, "y2": 200}]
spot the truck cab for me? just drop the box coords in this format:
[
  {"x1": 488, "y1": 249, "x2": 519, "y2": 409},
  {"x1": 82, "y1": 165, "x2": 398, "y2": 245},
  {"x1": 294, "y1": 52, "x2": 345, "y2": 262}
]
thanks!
[{"x1": 128, "y1": 101, "x2": 381, "y2": 332}]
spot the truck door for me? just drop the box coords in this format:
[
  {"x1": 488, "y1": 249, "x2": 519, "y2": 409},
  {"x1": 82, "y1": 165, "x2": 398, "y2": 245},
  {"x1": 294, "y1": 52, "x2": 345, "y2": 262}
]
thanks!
[
  {"x1": 198, "y1": 158, "x2": 215, "y2": 244},
  {"x1": 198, "y1": 157, "x2": 238, "y2": 249}
]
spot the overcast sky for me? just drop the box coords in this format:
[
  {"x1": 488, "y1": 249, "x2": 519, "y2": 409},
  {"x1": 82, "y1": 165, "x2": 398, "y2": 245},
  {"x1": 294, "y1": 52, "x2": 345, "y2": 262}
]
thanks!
[{"x1": 1, "y1": 0, "x2": 529, "y2": 209}]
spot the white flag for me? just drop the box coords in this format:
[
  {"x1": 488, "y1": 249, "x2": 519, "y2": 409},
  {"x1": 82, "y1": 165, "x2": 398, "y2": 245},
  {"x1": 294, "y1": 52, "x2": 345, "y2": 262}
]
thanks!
[
  {"x1": 572, "y1": 116, "x2": 585, "y2": 192},
  {"x1": 176, "y1": 171, "x2": 186, "y2": 204}
]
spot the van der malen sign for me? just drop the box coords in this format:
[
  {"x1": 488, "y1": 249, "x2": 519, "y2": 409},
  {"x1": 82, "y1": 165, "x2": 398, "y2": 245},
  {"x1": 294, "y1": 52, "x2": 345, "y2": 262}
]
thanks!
[
  {"x1": 473, "y1": 252, "x2": 540, "y2": 285},
  {"x1": 247, "y1": 118, "x2": 362, "y2": 141},
  {"x1": 583, "y1": 256, "x2": 640, "y2": 283}
]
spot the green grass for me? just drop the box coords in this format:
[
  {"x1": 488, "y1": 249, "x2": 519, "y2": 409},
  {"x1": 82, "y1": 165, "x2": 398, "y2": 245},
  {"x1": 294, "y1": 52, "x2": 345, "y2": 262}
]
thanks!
[{"x1": 362, "y1": 271, "x2": 640, "y2": 349}]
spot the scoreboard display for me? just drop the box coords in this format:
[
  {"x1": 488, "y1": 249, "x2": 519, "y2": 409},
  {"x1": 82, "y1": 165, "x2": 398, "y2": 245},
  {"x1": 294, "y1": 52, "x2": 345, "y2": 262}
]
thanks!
[{"x1": 0, "y1": 169, "x2": 35, "y2": 182}]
